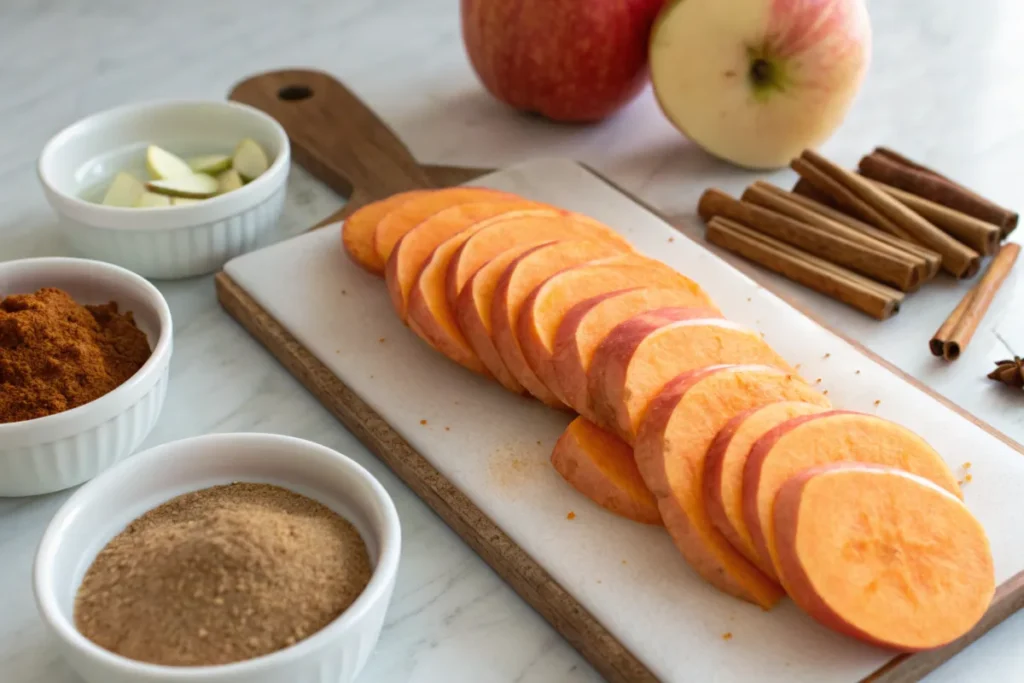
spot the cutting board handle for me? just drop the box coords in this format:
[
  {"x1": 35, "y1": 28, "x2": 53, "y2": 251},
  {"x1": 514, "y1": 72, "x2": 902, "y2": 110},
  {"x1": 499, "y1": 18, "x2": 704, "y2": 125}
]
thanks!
[{"x1": 229, "y1": 69, "x2": 433, "y2": 202}]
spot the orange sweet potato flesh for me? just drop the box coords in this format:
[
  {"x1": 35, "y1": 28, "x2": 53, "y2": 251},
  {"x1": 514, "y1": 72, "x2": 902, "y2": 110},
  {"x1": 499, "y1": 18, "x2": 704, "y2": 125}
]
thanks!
[
  {"x1": 589, "y1": 315, "x2": 797, "y2": 444},
  {"x1": 551, "y1": 417, "x2": 661, "y2": 525},
  {"x1": 552, "y1": 288, "x2": 722, "y2": 417},
  {"x1": 633, "y1": 364, "x2": 830, "y2": 607},
  {"x1": 372, "y1": 187, "x2": 514, "y2": 266},
  {"x1": 491, "y1": 242, "x2": 634, "y2": 407},
  {"x1": 385, "y1": 201, "x2": 540, "y2": 321},
  {"x1": 446, "y1": 210, "x2": 633, "y2": 309},
  {"x1": 342, "y1": 190, "x2": 428, "y2": 275},
  {"x1": 456, "y1": 242, "x2": 555, "y2": 393},
  {"x1": 743, "y1": 410, "x2": 962, "y2": 582},
  {"x1": 703, "y1": 401, "x2": 828, "y2": 568},
  {"x1": 774, "y1": 463, "x2": 994, "y2": 651}
]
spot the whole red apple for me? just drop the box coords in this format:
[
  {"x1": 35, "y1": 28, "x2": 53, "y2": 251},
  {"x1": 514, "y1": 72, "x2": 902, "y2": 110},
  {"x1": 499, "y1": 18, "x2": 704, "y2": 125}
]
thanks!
[{"x1": 461, "y1": 0, "x2": 665, "y2": 123}]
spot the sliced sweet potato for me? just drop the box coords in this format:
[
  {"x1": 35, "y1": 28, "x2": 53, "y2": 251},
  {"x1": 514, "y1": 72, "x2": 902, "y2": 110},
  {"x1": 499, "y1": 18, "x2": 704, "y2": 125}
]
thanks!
[
  {"x1": 342, "y1": 190, "x2": 427, "y2": 274},
  {"x1": 456, "y1": 242, "x2": 556, "y2": 393},
  {"x1": 446, "y1": 210, "x2": 633, "y2": 309},
  {"x1": 551, "y1": 417, "x2": 661, "y2": 525},
  {"x1": 589, "y1": 314, "x2": 797, "y2": 444},
  {"x1": 491, "y1": 241, "x2": 634, "y2": 407},
  {"x1": 774, "y1": 463, "x2": 994, "y2": 651},
  {"x1": 633, "y1": 364, "x2": 830, "y2": 607},
  {"x1": 372, "y1": 187, "x2": 514, "y2": 266},
  {"x1": 385, "y1": 201, "x2": 540, "y2": 321},
  {"x1": 743, "y1": 410, "x2": 962, "y2": 582},
  {"x1": 552, "y1": 288, "x2": 722, "y2": 417},
  {"x1": 518, "y1": 262, "x2": 711, "y2": 409},
  {"x1": 704, "y1": 401, "x2": 828, "y2": 568}
]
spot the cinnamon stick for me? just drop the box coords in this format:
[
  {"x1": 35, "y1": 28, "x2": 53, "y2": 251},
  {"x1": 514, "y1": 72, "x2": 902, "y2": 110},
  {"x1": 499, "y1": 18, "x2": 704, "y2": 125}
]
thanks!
[
  {"x1": 932, "y1": 243, "x2": 1021, "y2": 360},
  {"x1": 713, "y1": 186, "x2": 921, "y2": 291},
  {"x1": 800, "y1": 150, "x2": 981, "y2": 279},
  {"x1": 864, "y1": 148, "x2": 1018, "y2": 237},
  {"x1": 706, "y1": 217, "x2": 903, "y2": 320},
  {"x1": 777, "y1": 185, "x2": 942, "y2": 279},
  {"x1": 867, "y1": 178, "x2": 1001, "y2": 256},
  {"x1": 792, "y1": 177, "x2": 838, "y2": 207}
]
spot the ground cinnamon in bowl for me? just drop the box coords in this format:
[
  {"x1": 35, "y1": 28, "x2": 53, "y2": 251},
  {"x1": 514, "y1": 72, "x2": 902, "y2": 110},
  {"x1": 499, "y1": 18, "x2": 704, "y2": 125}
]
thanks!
[
  {"x1": 0, "y1": 287, "x2": 151, "y2": 424},
  {"x1": 74, "y1": 482, "x2": 373, "y2": 667}
]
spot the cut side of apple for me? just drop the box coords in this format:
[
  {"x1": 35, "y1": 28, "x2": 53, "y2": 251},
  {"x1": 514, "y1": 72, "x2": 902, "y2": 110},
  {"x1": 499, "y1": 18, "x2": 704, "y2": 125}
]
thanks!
[
  {"x1": 216, "y1": 169, "x2": 244, "y2": 194},
  {"x1": 187, "y1": 154, "x2": 232, "y2": 175},
  {"x1": 232, "y1": 138, "x2": 269, "y2": 181},
  {"x1": 146, "y1": 145, "x2": 194, "y2": 180},
  {"x1": 101, "y1": 172, "x2": 146, "y2": 207},
  {"x1": 135, "y1": 191, "x2": 172, "y2": 208},
  {"x1": 147, "y1": 173, "x2": 219, "y2": 198}
]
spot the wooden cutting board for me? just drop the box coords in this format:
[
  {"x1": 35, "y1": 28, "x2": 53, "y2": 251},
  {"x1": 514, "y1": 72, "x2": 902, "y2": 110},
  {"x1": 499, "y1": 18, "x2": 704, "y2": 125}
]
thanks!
[{"x1": 218, "y1": 69, "x2": 1024, "y2": 683}]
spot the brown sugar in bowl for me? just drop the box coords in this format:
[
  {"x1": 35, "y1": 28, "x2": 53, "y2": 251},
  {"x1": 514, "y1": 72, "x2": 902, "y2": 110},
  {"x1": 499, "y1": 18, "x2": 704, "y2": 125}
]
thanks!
[{"x1": 0, "y1": 257, "x2": 172, "y2": 496}]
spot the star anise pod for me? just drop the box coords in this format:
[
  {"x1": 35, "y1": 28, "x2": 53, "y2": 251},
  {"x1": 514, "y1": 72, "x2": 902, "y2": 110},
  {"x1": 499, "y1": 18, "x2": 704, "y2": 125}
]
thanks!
[{"x1": 988, "y1": 357, "x2": 1024, "y2": 388}]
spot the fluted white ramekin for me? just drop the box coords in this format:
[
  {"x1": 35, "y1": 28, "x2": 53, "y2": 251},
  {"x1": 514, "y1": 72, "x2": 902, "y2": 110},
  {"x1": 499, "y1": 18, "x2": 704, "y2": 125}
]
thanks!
[
  {"x1": 38, "y1": 100, "x2": 290, "y2": 279},
  {"x1": 0, "y1": 257, "x2": 172, "y2": 496},
  {"x1": 34, "y1": 433, "x2": 401, "y2": 683}
]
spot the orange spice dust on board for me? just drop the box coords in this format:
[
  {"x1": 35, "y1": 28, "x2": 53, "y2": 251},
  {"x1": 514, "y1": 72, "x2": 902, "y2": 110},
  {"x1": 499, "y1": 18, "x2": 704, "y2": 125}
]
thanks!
[
  {"x1": 566, "y1": 511, "x2": 576, "y2": 520},
  {"x1": 722, "y1": 632, "x2": 733, "y2": 641},
  {"x1": 419, "y1": 419, "x2": 427, "y2": 426},
  {"x1": 487, "y1": 441, "x2": 548, "y2": 497},
  {"x1": 378, "y1": 337, "x2": 386, "y2": 344}
]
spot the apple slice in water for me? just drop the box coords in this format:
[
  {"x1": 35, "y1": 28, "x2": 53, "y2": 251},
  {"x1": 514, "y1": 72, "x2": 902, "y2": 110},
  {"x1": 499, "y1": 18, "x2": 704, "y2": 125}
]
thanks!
[
  {"x1": 216, "y1": 169, "x2": 244, "y2": 194},
  {"x1": 147, "y1": 173, "x2": 219, "y2": 198},
  {"x1": 101, "y1": 172, "x2": 146, "y2": 207},
  {"x1": 135, "y1": 191, "x2": 172, "y2": 208},
  {"x1": 187, "y1": 154, "x2": 232, "y2": 175},
  {"x1": 171, "y1": 197, "x2": 203, "y2": 206},
  {"x1": 232, "y1": 138, "x2": 269, "y2": 181},
  {"x1": 146, "y1": 145, "x2": 194, "y2": 180}
]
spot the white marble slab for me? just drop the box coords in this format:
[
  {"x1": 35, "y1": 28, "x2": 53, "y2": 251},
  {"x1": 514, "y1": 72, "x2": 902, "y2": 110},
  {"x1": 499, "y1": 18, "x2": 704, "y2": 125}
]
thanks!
[{"x1": 2, "y1": 0, "x2": 1024, "y2": 681}]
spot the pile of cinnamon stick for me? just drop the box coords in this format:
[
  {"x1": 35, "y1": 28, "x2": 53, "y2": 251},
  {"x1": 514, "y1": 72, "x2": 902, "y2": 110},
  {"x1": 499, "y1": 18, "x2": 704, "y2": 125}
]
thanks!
[{"x1": 699, "y1": 148, "x2": 1018, "y2": 332}]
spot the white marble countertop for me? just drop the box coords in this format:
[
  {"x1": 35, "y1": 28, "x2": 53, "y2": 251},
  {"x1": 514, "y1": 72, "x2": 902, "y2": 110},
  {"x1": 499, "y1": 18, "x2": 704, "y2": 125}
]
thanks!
[{"x1": 2, "y1": 0, "x2": 1023, "y2": 681}]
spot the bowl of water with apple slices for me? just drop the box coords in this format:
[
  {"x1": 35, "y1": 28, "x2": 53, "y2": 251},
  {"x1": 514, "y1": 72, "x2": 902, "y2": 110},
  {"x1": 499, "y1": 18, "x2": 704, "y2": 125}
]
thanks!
[{"x1": 38, "y1": 100, "x2": 291, "y2": 279}]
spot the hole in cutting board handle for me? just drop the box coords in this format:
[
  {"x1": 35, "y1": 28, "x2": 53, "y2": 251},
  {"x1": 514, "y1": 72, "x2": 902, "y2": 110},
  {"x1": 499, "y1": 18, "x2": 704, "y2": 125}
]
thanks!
[{"x1": 278, "y1": 85, "x2": 313, "y2": 102}]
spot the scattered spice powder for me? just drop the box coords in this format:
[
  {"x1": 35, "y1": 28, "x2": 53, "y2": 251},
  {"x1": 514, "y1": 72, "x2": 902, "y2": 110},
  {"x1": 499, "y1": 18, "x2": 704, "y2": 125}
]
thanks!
[
  {"x1": 874, "y1": 399, "x2": 881, "y2": 406},
  {"x1": 722, "y1": 632, "x2": 733, "y2": 641},
  {"x1": 965, "y1": 473, "x2": 973, "y2": 483},
  {"x1": 667, "y1": 237, "x2": 675, "y2": 243},
  {"x1": 419, "y1": 419, "x2": 427, "y2": 425},
  {"x1": 823, "y1": 390, "x2": 829, "y2": 396},
  {"x1": 444, "y1": 426, "x2": 450, "y2": 432},
  {"x1": 74, "y1": 483, "x2": 371, "y2": 667},
  {"x1": 823, "y1": 353, "x2": 831, "y2": 359},
  {"x1": 814, "y1": 378, "x2": 822, "y2": 384},
  {"x1": 566, "y1": 511, "x2": 576, "y2": 520},
  {"x1": 855, "y1": 370, "x2": 861, "y2": 375},
  {"x1": 378, "y1": 337, "x2": 386, "y2": 344},
  {"x1": 963, "y1": 462, "x2": 973, "y2": 469},
  {"x1": 0, "y1": 288, "x2": 151, "y2": 424}
]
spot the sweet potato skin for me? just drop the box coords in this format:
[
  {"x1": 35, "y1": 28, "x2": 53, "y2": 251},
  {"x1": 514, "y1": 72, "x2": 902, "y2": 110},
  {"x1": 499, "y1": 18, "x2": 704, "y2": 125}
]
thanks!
[
  {"x1": 386, "y1": 201, "x2": 538, "y2": 321},
  {"x1": 633, "y1": 364, "x2": 829, "y2": 608},
  {"x1": 518, "y1": 260, "x2": 707, "y2": 408},
  {"x1": 491, "y1": 242, "x2": 633, "y2": 407},
  {"x1": 589, "y1": 315, "x2": 795, "y2": 443},
  {"x1": 551, "y1": 288, "x2": 721, "y2": 417},
  {"x1": 372, "y1": 187, "x2": 513, "y2": 265},
  {"x1": 703, "y1": 401, "x2": 828, "y2": 568},
  {"x1": 342, "y1": 190, "x2": 427, "y2": 274},
  {"x1": 743, "y1": 410, "x2": 962, "y2": 582},
  {"x1": 551, "y1": 417, "x2": 661, "y2": 525},
  {"x1": 774, "y1": 463, "x2": 994, "y2": 651},
  {"x1": 446, "y1": 210, "x2": 633, "y2": 310}
]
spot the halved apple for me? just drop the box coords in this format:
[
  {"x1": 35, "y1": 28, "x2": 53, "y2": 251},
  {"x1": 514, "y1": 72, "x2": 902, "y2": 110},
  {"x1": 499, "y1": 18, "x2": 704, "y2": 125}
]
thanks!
[
  {"x1": 145, "y1": 145, "x2": 194, "y2": 180},
  {"x1": 232, "y1": 138, "x2": 269, "y2": 181},
  {"x1": 147, "y1": 174, "x2": 219, "y2": 199},
  {"x1": 216, "y1": 169, "x2": 244, "y2": 194},
  {"x1": 187, "y1": 154, "x2": 232, "y2": 175}
]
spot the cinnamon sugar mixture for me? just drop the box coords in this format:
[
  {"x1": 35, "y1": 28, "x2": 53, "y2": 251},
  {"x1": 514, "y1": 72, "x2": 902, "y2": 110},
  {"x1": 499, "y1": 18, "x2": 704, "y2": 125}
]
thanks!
[{"x1": 74, "y1": 483, "x2": 372, "y2": 666}]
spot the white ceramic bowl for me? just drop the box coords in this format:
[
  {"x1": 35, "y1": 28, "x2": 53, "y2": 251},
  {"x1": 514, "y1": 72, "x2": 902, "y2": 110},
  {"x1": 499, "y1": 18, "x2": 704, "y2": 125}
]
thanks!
[
  {"x1": 38, "y1": 100, "x2": 290, "y2": 279},
  {"x1": 34, "y1": 432, "x2": 401, "y2": 683},
  {"x1": 0, "y1": 257, "x2": 172, "y2": 496}
]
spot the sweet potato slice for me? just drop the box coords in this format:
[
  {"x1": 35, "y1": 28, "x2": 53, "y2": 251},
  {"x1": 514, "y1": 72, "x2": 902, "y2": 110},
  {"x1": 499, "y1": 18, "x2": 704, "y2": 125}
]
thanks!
[
  {"x1": 372, "y1": 187, "x2": 514, "y2": 265},
  {"x1": 456, "y1": 242, "x2": 556, "y2": 393},
  {"x1": 491, "y1": 241, "x2": 634, "y2": 407},
  {"x1": 342, "y1": 190, "x2": 427, "y2": 274},
  {"x1": 704, "y1": 401, "x2": 828, "y2": 567},
  {"x1": 774, "y1": 463, "x2": 994, "y2": 651},
  {"x1": 385, "y1": 201, "x2": 540, "y2": 320},
  {"x1": 552, "y1": 288, "x2": 722, "y2": 417},
  {"x1": 589, "y1": 314, "x2": 797, "y2": 443},
  {"x1": 518, "y1": 262, "x2": 711, "y2": 409},
  {"x1": 633, "y1": 364, "x2": 830, "y2": 607},
  {"x1": 744, "y1": 410, "x2": 962, "y2": 581},
  {"x1": 551, "y1": 417, "x2": 661, "y2": 525},
  {"x1": 446, "y1": 210, "x2": 633, "y2": 309}
]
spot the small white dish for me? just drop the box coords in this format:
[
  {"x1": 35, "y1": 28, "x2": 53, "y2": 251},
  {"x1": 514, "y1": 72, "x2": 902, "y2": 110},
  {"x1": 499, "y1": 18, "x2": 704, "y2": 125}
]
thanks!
[
  {"x1": 38, "y1": 100, "x2": 291, "y2": 279},
  {"x1": 0, "y1": 257, "x2": 172, "y2": 496},
  {"x1": 34, "y1": 432, "x2": 401, "y2": 683}
]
